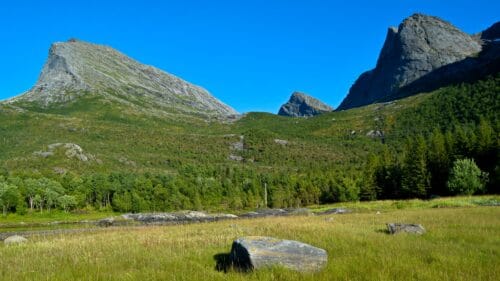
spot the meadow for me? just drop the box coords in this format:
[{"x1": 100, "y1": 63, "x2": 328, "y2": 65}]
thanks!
[{"x1": 1, "y1": 197, "x2": 499, "y2": 281}]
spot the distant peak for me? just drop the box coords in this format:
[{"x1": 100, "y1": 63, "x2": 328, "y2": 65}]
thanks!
[
  {"x1": 7, "y1": 40, "x2": 237, "y2": 116},
  {"x1": 278, "y1": 91, "x2": 333, "y2": 117},
  {"x1": 338, "y1": 13, "x2": 483, "y2": 110}
]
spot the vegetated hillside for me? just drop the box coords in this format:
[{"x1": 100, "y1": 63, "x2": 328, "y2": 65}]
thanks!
[{"x1": 0, "y1": 75, "x2": 498, "y2": 213}]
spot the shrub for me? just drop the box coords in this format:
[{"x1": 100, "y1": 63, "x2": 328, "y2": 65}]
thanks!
[{"x1": 447, "y1": 158, "x2": 488, "y2": 195}]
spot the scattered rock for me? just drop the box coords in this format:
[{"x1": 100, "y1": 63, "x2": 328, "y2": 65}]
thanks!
[
  {"x1": 4, "y1": 235, "x2": 28, "y2": 245},
  {"x1": 274, "y1": 139, "x2": 289, "y2": 146},
  {"x1": 229, "y1": 154, "x2": 244, "y2": 162},
  {"x1": 387, "y1": 223, "x2": 426, "y2": 235},
  {"x1": 53, "y1": 167, "x2": 67, "y2": 174},
  {"x1": 33, "y1": 143, "x2": 95, "y2": 162},
  {"x1": 366, "y1": 130, "x2": 384, "y2": 138},
  {"x1": 33, "y1": 151, "x2": 54, "y2": 158},
  {"x1": 317, "y1": 208, "x2": 351, "y2": 215},
  {"x1": 230, "y1": 135, "x2": 245, "y2": 151},
  {"x1": 121, "y1": 211, "x2": 237, "y2": 224},
  {"x1": 97, "y1": 217, "x2": 115, "y2": 227},
  {"x1": 229, "y1": 236, "x2": 328, "y2": 272},
  {"x1": 118, "y1": 156, "x2": 137, "y2": 167}
]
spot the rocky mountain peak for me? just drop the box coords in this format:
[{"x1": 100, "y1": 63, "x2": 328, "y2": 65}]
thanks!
[
  {"x1": 338, "y1": 13, "x2": 482, "y2": 110},
  {"x1": 278, "y1": 92, "x2": 333, "y2": 117},
  {"x1": 7, "y1": 39, "x2": 237, "y2": 116}
]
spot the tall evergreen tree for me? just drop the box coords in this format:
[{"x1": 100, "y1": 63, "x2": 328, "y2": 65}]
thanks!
[{"x1": 401, "y1": 136, "x2": 430, "y2": 198}]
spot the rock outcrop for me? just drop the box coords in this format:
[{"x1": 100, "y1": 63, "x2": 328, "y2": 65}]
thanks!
[
  {"x1": 229, "y1": 236, "x2": 328, "y2": 272},
  {"x1": 6, "y1": 39, "x2": 237, "y2": 116},
  {"x1": 278, "y1": 92, "x2": 333, "y2": 117},
  {"x1": 338, "y1": 14, "x2": 485, "y2": 110}
]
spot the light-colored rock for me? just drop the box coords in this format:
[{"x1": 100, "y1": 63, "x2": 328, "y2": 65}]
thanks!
[
  {"x1": 229, "y1": 154, "x2": 244, "y2": 162},
  {"x1": 229, "y1": 236, "x2": 327, "y2": 272},
  {"x1": 4, "y1": 235, "x2": 28, "y2": 245},
  {"x1": 274, "y1": 139, "x2": 289, "y2": 145},
  {"x1": 33, "y1": 143, "x2": 94, "y2": 162}
]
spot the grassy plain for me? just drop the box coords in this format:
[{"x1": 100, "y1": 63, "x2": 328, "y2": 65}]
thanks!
[{"x1": 0, "y1": 197, "x2": 499, "y2": 281}]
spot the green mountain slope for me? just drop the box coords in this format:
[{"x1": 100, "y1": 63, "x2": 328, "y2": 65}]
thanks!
[{"x1": 1, "y1": 75, "x2": 498, "y2": 212}]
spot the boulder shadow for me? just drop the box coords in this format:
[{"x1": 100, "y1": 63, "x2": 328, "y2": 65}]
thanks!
[{"x1": 214, "y1": 253, "x2": 232, "y2": 273}]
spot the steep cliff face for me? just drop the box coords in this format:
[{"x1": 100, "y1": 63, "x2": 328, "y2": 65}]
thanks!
[
  {"x1": 338, "y1": 14, "x2": 483, "y2": 110},
  {"x1": 7, "y1": 39, "x2": 237, "y2": 116},
  {"x1": 278, "y1": 92, "x2": 333, "y2": 117}
]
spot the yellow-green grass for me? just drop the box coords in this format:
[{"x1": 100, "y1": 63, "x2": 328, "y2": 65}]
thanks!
[{"x1": 1, "y1": 205, "x2": 499, "y2": 280}]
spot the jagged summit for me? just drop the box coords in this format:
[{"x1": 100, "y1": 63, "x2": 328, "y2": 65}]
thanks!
[
  {"x1": 278, "y1": 92, "x2": 333, "y2": 117},
  {"x1": 338, "y1": 13, "x2": 483, "y2": 110},
  {"x1": 7, "y1": 39, "x2": 237, "y2": 116}
]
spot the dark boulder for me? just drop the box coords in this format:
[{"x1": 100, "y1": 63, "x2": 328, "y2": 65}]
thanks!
[
  {"x1": 229, "y1": 236, "x2": 327, "y2": 272},
  {"x1": 387, "y1": 223, "x2": 426, "y2": 235}
]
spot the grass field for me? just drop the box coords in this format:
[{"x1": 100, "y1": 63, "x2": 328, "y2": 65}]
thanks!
[{"x1": 0, "y1": 198, "x2": 499, "y2": 281}]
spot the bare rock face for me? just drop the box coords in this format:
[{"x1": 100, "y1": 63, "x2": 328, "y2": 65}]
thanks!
[
  {"x1": 278, "y1": 92, "x2": 333, "y2": 117},
  {"x1": 229, "y1": 236, "x2": 327, "y2": 272},
  {"x1": 7, "y1": 39, "x2": 237, "y2": 116},
  {"x1": 338, "y1": 14, "x2": 483, "y2": 110}
]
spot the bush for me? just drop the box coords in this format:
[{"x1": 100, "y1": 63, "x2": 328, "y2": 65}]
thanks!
[{"x1": 447, "y1": 159, "x2": 488, "y2": 195}]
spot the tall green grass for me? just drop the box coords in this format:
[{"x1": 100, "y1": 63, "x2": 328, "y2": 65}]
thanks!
[{"x1": 0, "y1": 204, "x2": 498, "y2": 280}]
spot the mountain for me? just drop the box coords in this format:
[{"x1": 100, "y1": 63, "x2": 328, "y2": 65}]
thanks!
[
  {"x1": 4, "y1": 39, "x2": 237, "y2": 116},
  {"x1": 338, "y1": 14, "x2": 485, "y2": 110},
  {"x1": 278, "y1": 92, "x2": 333, "y2": 117}
]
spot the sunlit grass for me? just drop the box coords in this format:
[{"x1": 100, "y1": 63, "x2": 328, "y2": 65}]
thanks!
[{"x1": 1, "y1": 201, "x2": 499, "y2": 280}]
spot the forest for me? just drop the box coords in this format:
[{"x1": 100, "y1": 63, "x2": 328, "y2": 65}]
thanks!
[{"x1": 0, "y1": 76, "x2": 498, "y2": 215}]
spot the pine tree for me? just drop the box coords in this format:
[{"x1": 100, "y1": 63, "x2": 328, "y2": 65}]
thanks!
[{"x1": 401, "y1": 136, "x2": 430, "y2": 198}]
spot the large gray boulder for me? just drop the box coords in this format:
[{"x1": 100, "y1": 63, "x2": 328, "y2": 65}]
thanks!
[
  {"x1": 338, "y1": 14, "x2": 483, "y2": 110},
  {"x1": 4, "y1": 235, "x2": 28, "y2": 245},
  {"x1": 278, "y1": 92, "x2": 333, "y2": 117},
  {"x1": 229, "y1": 236, "x2": 327, "y2": 272}
]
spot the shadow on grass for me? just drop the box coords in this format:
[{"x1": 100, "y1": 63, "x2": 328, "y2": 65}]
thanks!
[
  {"x1": 214, "y1": 252, "x2": 253, "y2": 273},
  {"x1": 214, "y1": 253, "x2": 232, "y2": 273}
]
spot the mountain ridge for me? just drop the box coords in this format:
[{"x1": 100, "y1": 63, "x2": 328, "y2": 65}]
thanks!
[
  {"x1": 4, "y1": 39, "x2": 237, "y2": 117},
  {"x1": 338, "y1": 13, "x2": 490, "y2": 110},
  {"x1": 278, "y1": 92, "x2": 333, "y2": 117}
]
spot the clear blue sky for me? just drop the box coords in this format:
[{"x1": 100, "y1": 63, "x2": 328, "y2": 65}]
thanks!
[{"x1": 0, "y1": 1, "x2": 498, "y2": 113}]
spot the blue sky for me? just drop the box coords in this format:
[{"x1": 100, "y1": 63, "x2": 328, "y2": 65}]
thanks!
[{"x1": 0, "y1": 1, "x2": 498, "y2": 113}]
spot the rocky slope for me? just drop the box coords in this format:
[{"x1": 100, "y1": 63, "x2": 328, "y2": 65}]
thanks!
[
  {"x1": 278, "y1": 92, "x2": 333, "y2": 117},
  {"x1": 338, "y1": 14, "x2": 484, "y2": 110},
  {"x1": 5, "y1": 39, "x2": 237, "y2": 116}
]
